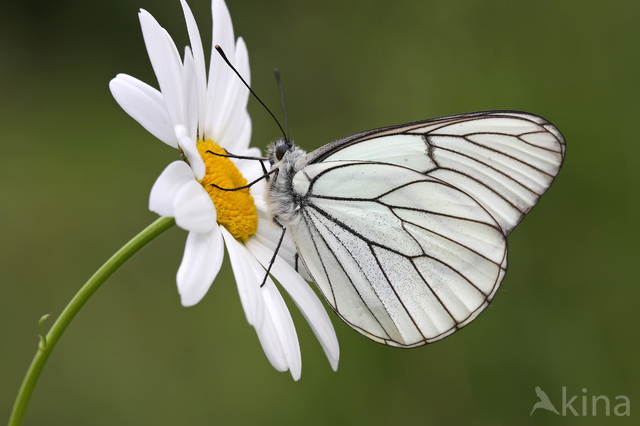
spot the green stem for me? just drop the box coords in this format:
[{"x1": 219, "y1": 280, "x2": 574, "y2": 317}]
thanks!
[{"x1": 8, "y1": 216, "x2": 175, "y2": 426}]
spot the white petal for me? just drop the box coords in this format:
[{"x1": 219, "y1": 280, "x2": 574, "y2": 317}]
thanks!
[
  {"x1": 247, "y1": 238, "x2": 340, "y2": 371},
  {"x1": 233, "y1": 149, "x2": 265, "y2": 183},
  {"x1": 180, "y1": 0, "x2": 208, "y2": 138},
  {"x1": 109, "y1": 74, "x2": 177, "y2": 147},
  {"x1": 182, "y1": 47, "x2": 199, "y2": 144},
  {"x1": 139, "y1": 9, "x2": 185, "y2": 128},
  {"x1": 177, "y1": 228, "x2": 224, "y2": 306},
  {"x1": 242, "y1": 261, "x2": 288, "y2": 374},
  {"x1": 149, "y1": 161, "x2": 195, "y2": 216},
  {"x1": 260, "y1": 280, "x2": 302, "y2": 380},
  {"x1": 252, "y1": 209, "x2": 299, "y2": 271},
  {"x1": 205, "y1": 0, "x2": 236, "y2": 141},
  {"x1": 217, "y1": 37, "x2": 251, "y2": 151},
  {"x1": 234, "y1": 113, "x2": 253, "y2": 153},
  {"x1": 221, "y1": 229, "x2": 264, "y2": 326},
  {"x1": 236, "y1": 147, "x2": 263, "y2": 162},
  {"x1": 174, "y1": 180, "x2": 217, "y2": 233},
  {"x1": 233, "y1": 150, "x2": 264, "y2": 194},
  {"x1": 233, "y1": 37, "x2": 250, "y2": 82},
  {"x1": 175, "y1": 125, "x2": 206, "y2": 180},
  {"x1": 211, "y1": 0, "x2": 235, "y2": 55},
  {"x1": 254, "y1": 304, "x2": 288, "y2": 373},
  {"x1": 223, "y1": 229, "x2": 300, "y2": 378},
  {"x1": 234, "y1": 157, "x2": 270, "y2": 213}
]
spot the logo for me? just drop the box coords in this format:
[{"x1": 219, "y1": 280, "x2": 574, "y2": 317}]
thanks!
[
  {"x1": 531, "y1": 387, "x2": 630, "y2": 417},
  {"x1": 530, "y1": 386, "x2": 560, "y2": 415}
]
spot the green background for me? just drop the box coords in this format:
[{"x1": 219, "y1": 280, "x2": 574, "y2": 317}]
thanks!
[{"x1": 1, "y1": 0, "x2": 637, "y2": 424}]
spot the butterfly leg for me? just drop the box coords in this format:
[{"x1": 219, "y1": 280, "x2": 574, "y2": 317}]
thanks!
[{"x1": 259, "y1": 220, "x2": 288, "y2": 288}]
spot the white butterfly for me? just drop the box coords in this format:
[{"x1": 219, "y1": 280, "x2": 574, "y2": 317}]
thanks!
[{"x1": 265, "y1": 110, "x2": 565, "y2": 348}]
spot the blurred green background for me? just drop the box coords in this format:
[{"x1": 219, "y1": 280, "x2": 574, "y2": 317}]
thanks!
[{"x1": 1, "y1": 0, "x2": 638, "y2": 424}]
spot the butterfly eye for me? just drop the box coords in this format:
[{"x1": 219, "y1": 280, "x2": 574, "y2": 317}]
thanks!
[{"x1": 275, "y1": 142, "x2": 292, "y2": 161}]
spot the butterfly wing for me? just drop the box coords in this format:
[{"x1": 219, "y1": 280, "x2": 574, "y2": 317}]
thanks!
[
  {"x1": 283, "y1": 110, "x2": 564, "y2": 346},
  {"x1": 306, "y1": 110, "x2": 565, "y2": 235},
  {"x1": 288, "y1": 161, "x2": 508, "y2": 347}
]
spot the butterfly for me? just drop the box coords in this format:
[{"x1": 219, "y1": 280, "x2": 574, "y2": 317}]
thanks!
[{"x1": 264, "y1": 110, "x2": 565, "y2": 348}]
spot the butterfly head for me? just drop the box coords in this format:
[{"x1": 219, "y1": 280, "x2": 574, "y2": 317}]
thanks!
[
  {"x1": 267, "y1": 138, "x2": 292, "y2": 165},
  {"x1": 275, "y1": 140, "x2": 292, "y2": 162},
  {"x1": 267, "y1": 138, "x2": 306, "y2": 168}
]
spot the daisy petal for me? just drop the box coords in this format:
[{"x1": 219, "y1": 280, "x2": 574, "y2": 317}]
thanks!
[
  {"x1": 211, "y1": 0, "x2": 235, "y2": 55},
  {"x1": 223, "y1": 229, "x2": 300, "y2": 379},
  {"x1": 260, "y1": 280, "x2": 302, "y2": 380},
  {"x1": 252, "y1": 210, "x2": 300, "y2": 272},
  {"x1": 254, "y1": 302, "x2": 288, "y2": 373},
  {"x1": 109, "y1": 74, "x2": 177, "y2": 147},
  {"x1": 253, "y1": 195, "x2": 269, "y2": 215},
  {"x1": 235, "y1": 112, "x2": 252, "y2": 154},
  {"x1": 231, "y1": 147, "x2": 262, "y2": 177},
  {"x1": 218, "y1": 37, "x2": 251, "y2": 152},
  {"x1": 230, "y1": 236, "x2": 300, "y2": 378},
  {"x1": 180, "y1": 0, "x2": 208, "y2": 138},
  {"x1": 182, "y1": 47, "x2": 199, "y2": 144},
  {"x1": 149, "y1": 161, "x2": 195, "y2": 217},
  {"x1": 217, "y1": 38, "x2": 250, "y2": 151},
  {"x1": 247, "y1": 239, "x2": 340, "y2": 371},
  {"x1": 177, "y1": 227, "x2": 224, "y2": 306},
  {"x1": 139, "y1": 9, "x2": 185, "y2": 128},
  {"x1": 174, "y1": 180, "x2": 217, "y2": 233},
  {"x1": 205, "y1": 0, "x2": 236, "y2": 141},
  {"x1": 175, "y1": 125, "x2": 206, "y2": 180},
  {"x1": 221, "y1": 229, "x2": 264, "y2": 326}
]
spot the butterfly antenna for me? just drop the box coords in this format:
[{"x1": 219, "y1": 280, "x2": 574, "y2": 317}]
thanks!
[
  {"x1": 274, "y1": 69, "x2": 290, "y2": 143},
  {"x1": 215, "y1": 45, "x2": 287, "y2": 141}
]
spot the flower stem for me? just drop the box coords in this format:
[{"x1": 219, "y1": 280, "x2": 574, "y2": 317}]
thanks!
[{"x1": 9, "y1": 216, "x2": 175, "y2": 426}]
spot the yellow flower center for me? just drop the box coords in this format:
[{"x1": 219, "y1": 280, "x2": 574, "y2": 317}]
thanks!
[{"x1": 197, "y1": 140, "x2": 258, "y2": 241}]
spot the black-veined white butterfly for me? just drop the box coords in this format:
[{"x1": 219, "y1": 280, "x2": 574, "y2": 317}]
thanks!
[{"x1": 265, "y1": 110, "x2": 565, "y2": 348}]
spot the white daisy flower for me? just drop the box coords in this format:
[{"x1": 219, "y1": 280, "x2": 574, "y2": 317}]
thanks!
[{"x1": 109, "y1": 0, "x2": 339, "y2": 380}]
